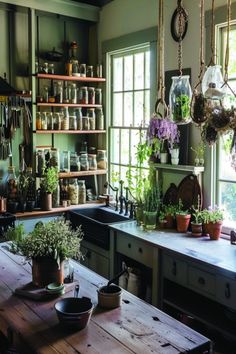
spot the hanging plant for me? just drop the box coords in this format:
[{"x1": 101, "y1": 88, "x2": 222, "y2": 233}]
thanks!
[
  {"x1": 211, "y1": 105, "x2": 232, "y2": 130},
  {"x1": 201, "y1": 122, "x2": 218, "y2": 146}
]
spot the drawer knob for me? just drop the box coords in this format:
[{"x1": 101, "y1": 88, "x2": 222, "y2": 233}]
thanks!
[
  {"x1": 172, "y1": 261, "x2": 177, "y2": 276},
  {"x1": 138, "y1": 247, "x2": 143, "y2": 254},
  {"x1": 225, "y1": 283, "x2": 231, "y2": 299},
  {"x1": 198, "y1": 277, "x2": 205, "y2": 285},
  {"x1": 128, "y1": 243, "x2": 131, "y2": 249}
]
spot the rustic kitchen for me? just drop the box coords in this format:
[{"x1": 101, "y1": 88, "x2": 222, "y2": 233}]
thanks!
[{"x1": 0, "y1": 0, "x2": 236, "y2": 353}]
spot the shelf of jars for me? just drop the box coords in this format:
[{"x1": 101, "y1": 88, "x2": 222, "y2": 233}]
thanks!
[
  {"x1": 36, "y1": 73, "x2": 106, "y2": 83},
  {"x1": 59, "y1": 169, "x2": 107, "y2": 178},
  {"x1": 34, "y1": 130, "x2": 106, "y2": 134},
  {"x1": 36, "y1": 103, "x2": 102, "y2": 108}
]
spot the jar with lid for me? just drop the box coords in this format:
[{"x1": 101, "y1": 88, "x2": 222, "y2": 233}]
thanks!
[
  {"x1": 60, "y1": 151, "x2": 70, "y2": 172},
  {"x1": 87, "y1": 108, "x2": 95, "y2": 130},
  {"x1": 70, "y1": 83, "x2": 77, "y2": 104},
  {"x1": 68, "y1": 179, "x2": 79, "y2": 205},
  {"x1": 78, "y1": 180, "x2": 86, "y2": 204},
  {"x1": 43, "y1": 62, "x2": 48, "y2": 73},
  {"x1": 36, "y1": 150, "x2": 45, "y2": 176},
  {"x1": 41, "y1": 112, "x2": 48, "y2": 130},
  {"x1": 96, "y1": 107, "x2": 104, "y2": 130},
  {"x1": 46, "y1": 112, "x2": 54, "y2": 130},
  {"x1": 50, "y1": 148, "x2": 59, "y2": 170},
  {"x1": 70, "y1": 152, "x2": 80, "y2": 172},
  {"x1": 95, "y1": 88, "x2": 102, "y2": 105},
  {"x1": 87, "y1": 66, "x2": 93, "y2": 77},
  {"x1": 76, "y1": 108, "x2": 83, "y2": 130},
  {"x1": 6, "y1": 166, "x2": 18, "y2": 202},
  {"x1": 88, "y1": 87, "x2": 95, "y2": 104},
  {"x1": 97, "y1": 150, "x2": 107, "y2": 169},
  {"x1": 43, "y1": 86, "x2": 49, "y2": 103},
  {"x1": 72, "y1": 60, "x2": 79, "y2": 76},
  {"x1": 80, "y1": 64, "x2": 86, "y2": 77},
  {"x1": 53, "y1": 112, "x2": 62, "y2": 130},
  {"x1": 36, "y1": 112, "x2": 42, "y2": 130},
  {"x1": 69, "y1": 112, "x2": 77, "y2": 130},
  {"x1": 79, "y1": 86, "x2": 88, "y2": 104},
  {"x1": 61, "y1": 107, "x2": 69, "y2": 130},
  {"x1": 82, "y1": 116, "x2": 90, "y2": 130},
  {"x1": 55, "y1": 81, "x2": 63, "y2": 103},
  {"x1": 48, "y1": 63, "x2": 54, "y2": 74},
  {"x1": 80, "y1": 153, "x2": 89, "y2": 171},
  {"x1": 169, "y1": 75, "x2": 192, "y2": 124},
  {"x1": 88, "y1": 154, "x2": 97, "y2": 170},
  {"x1": 80, "y1": 141, "x2": 88, "y2": 154}
]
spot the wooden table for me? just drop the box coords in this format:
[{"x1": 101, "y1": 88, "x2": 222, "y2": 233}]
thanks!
[{"x1": 0, "y1": 244, "x2": 212, "y2": 354}]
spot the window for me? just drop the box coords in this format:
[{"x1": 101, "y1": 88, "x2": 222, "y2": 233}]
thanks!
[
  {"x1": 107, "y1": 44, "x2": 151, "y2": 184},
  {"x1": 216, "y1": 22, "x2": 236, "y2": 232}
]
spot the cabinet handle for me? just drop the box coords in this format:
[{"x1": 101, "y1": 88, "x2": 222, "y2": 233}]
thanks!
[
  {"x1": 128, "y1": 243, "x2": 131, "y2": 249},
  {"x1": 198, "y1": 277, "x2": 205, "y2": 285},
  {"x1": 225, "y1": 283, "x2": 231, "y2": 299},
  {"x1": 138, "y1": 247, "x2": 143, "y2": 254},
  {"x1": 172, "y1": 261, "x2": 177, "y2": 276}
]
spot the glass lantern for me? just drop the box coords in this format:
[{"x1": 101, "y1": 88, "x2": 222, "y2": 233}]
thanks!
[
  {"x1": 202, "y1": 65, "x2": 225, "y2": 101},
  {"x1": 169, "y1": 75, "x2": 192, "y2": 124}
]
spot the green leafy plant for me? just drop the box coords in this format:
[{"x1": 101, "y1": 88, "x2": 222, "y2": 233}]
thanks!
[
  {"x1": 158, "y1": 210, "x2": 166, "y2": 222},
  {"x1": 173, "y1": 94, "x2": 191, "y2": 122},
  {"x1": 40, "y1": 166, "x2": 58, "y2": 194},
  {"x1": 191, "y1": 143, "x2": 205, "y2": 160},
  {"x1": 143, "y1": 179, "x2": 160, "y2": 212},
  {"x1": 5, "y1": 218, "x2": 83, "y2": 267},
  {"x1": 192, "y1": 210, "x2": 203, "y2": 224},
  {"x1": 18, "y1": 172, "x2": 29, "y2": 201},
  {"x1": 201, "y1": 206, "x2": 224, "y2": 224},
  {"x1": 175, "y1": 198, "x2": 190, "y2": 215},
  {"x1": 163, "y1": 204, "x2": 178, "y2": 217}
]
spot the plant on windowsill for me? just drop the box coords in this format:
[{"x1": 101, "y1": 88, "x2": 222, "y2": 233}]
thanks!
[
  {"x1": 175, "y1": 199, "x2": 191, "y2": 233},
  {"x1": 143, "y1": 178, "x2": 160, "y2": 230},
  {"x1": 191, "y1": 142, "x2": 205, "y2": 166},
  {"x1": 5, "y1": 218, "x2": 83, "y2": 287},
  {"x1": 162, "y1": 204, "x2": 178, "y2": 229},
  {"x1": 201, "y1": 206, "x2": 224, "y2": 240}
]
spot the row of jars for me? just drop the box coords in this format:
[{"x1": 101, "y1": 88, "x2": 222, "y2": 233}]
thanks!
[
  {"x1": 60, "y1": 179, "x2": 87, "y2": 205},
  {"x1": 5, "y1": 166, "x2": 36, "y2": 203},
  {"x1": 37, "y1": 62, "x2": 102, "y2": 78},
  {"x1": 40, "y1": 82, "x2": 102, "y2": 105},
  {"x1": 36, "y1": 107, "x2": 104, "y2": 131}
]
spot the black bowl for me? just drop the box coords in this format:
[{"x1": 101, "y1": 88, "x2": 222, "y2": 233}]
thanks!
[{"x1": 55, "y1": 296, "x2": 93, "y2": 329}]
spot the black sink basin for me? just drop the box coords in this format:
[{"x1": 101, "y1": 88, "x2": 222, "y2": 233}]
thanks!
[{"x1": 69, "y1": 207, "x2": 130, "y2": 250}]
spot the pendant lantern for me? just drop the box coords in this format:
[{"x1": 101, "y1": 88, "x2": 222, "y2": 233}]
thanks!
[{"x1": 169, "y1": 0, "x2": 192, "y2": 125}]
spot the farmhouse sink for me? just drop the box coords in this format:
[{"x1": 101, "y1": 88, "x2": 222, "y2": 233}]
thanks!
[{"x1": 69, "y1": 206, "x2": 130, "y2": 250}]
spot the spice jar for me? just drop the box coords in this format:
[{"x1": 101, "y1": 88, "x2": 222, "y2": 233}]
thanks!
[
  {"x1": 96, "y1": 107, "x2": 104, "y2": 130},
  {"x1": 97, "y1": 150, "x2": 107, "y2": 169},
  {"x1": 80, "y1": 153, "x2": 89, "y2": 171},
  {"x1": 80, "y1": 63, "x2": 86, "y2": 77},
  {"x1": 88, "y1": 108, "x2": 95, "y2": 130},
  {"x1": 6, "y1": 166, "x2": 18, "y2": 202},
  {"x1": 76, "y1": 107, "x2": 83, "y2": 130},
  {"x1": 41, "y1": 112, "x2": 47, "y2": 130},
  {"x1": 68, "y1": 179, "x2": 79, "y2": 205},
  {"x1": 88, "y1": 87, "x2": 95, "y2": 104},
  {"x1": 95, "y1": 88, "x2": 102, "y2": 105},
  {"x1": 88, "y1": 154, "x2": 97, "y2": 170},
  {"x1": 70, "y1": 152, "x2": 80, "y2": 172},
  {"x1": 36, "y1": 112, "x2": 42, "y2": 130},
  {"x1": 78, "y1": 180, "x2": 86, "y2": 204}
]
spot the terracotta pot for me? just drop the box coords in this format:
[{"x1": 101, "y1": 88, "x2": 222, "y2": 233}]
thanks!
[
  {"x1": 32, "y1": 257, "x2": 64, "y2": 287},
  {"x1": 40, "y1": 192, "x2": 52, "y2": 211},
  {"x1": 191, "y1": 222, "x2": 202, "y2": 237},
  {"x1": 176, "y1": 214, "x2": 191, "y2": 233},
  {"x1": 208, "y1": 221, "x2": 223, "y2": 240},
  {"x1": 165, "y1": 214, "x2": 175, "y2": 228}
]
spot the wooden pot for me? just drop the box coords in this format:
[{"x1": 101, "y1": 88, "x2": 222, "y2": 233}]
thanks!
[
  {"x1": 40, "y1": 192, "x2": 52, "y2": 211},
  {"x1": 208, "y1": 221, "x2": 223, "y2": 240},
  {"x1": 176, "y1": 214, "x2": 191, "y2": 233},
  {"x1": 32, "y1": 257, "x2": 64, "y2": 287}
]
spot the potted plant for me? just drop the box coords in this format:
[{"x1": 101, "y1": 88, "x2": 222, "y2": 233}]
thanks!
[
  {"x1": 191, "y1": 209, "x2": 203, "y2": 237},
  {"x1": 5, "y1": 218, "x2": 83, "y2": 287},
  {"x1": 158, "y1": 210, "x2": 167, "y2": 229},
  {"x1": 191, "y1": 143, "x2": 205, "y2": 166},
  {"x1": 143, "y1": 177, "x2": 160, "y2": 230},
  {"x1": 201, "y1": 206, "x2": 224, "y2": 240},
  {"x1": 40, "y1": 166, "x2": 59, "y2": 210},
  {"x1": 175, "y1": 199, "x2": 191, "y2": 233},
  {"x1": 163, "y1": 204, "x2": 178, "y2": 228},
  {"x1": 169, "y1": 142, "x2": 180, "y2": 165}
]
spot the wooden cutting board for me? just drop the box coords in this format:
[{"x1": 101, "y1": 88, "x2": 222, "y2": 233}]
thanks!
[
  {"x1": 177, "y1": 174, "x2": 202, "y2": 211},
  {"x1": 163, "y1": 183, "x2": 178, "y2": 205}
]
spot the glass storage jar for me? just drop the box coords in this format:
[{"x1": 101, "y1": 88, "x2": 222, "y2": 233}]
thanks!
[
  {"x1": 169, "y1": 75, "x2": 192, "y2": 124},
  {"x1": 97, "y1": 150, "x2": 107, "y2": 169},
  {"x1": 60, "y1": 151, "x2": 70, "y2": 172},
  {"x1": 43, "y1": 86, "x2": 49, "y2": 103},
  {"x1": 46, "y1": 112, "x2": 54, "y2": 130},
  {"x1": 80, "y1": 153, "x2": 89, "y2": 171},
  {"x1": 53, "y1": 112, "x2": 62, "y2": 130},
  {"x1": 60, "y1": 178, "x2": 69, "y2": 203},
  {"x1": 87, "y1": 65, "x2": 93, "y2": 77},
  {"x1": 61, "y1": 107, "x2": 69, "y2": 130},
  {"x1": 48, "y1": 63, "x2": 54, "y2": 74},
  {"x1": 87, "y1": 108, "x2": 95, "y2": 130},
  {"x1": 52, "y1": 183, "x2": 60, "y2": 208},
  {"x1": 88, "y1": 154, "x2": 97, "y2": 170},
  {"x1": 26, "y1": 167, "x2": 36, "y2": 202},
  {"x1": 95, "y1": 88, "x2": 102, "y2": 105},
  {"x1": 70, "y1": 152, "x2": 80, "y2": 172},
  {"x1": 36, "y1": 150, "x2": 45, "y2": 176},
  {"x1": 202, "y1": 65, "x2": 225, "y2": 100},
  {"x1": 41, "y1": 112, "x2": 47, "y2": 130},
  {"x1": 68, "y1": 179, "x2": 79, "y2": 205},
  {"x1": 78, "y1": 180, "x2": 86, "y2": 204},
  {"x1": 96, "y1": 107, "x2": 104, "y2": 130},
  {"x1": 6, "y1": 166, "x2": 18, "y2": 202},
  {"x1": 50, "y1": 148, "x2": 59, "y2": 170},
  {"x1": 55, "y1": 81, "x2": 63, "y2": 103},
  {"x1": 88, "y1": 87, "x2": 95, "y2": 104},
  {"x1": 76, "y1": 108, "x2": 83, "y2": 130},
  {"x1": 82, "y1": 116, "x2": 90, "y2": 130},
  {"x1": 79, "y1": 86, "x2": 88, "y2": 104},
  {"x1": 36, "y1": 112, "x2": 42, "y2": 130},
  {"x1": 72, "y1": 60, "x2": 79, "y2": 76},
  {"x1": 71, "y1": 83, "x2": 77, "y2": 104},
  {"x1": 80, "y1": 64, "x2": 86, "y2": 77},
  {"x1": 63, "y1": 81, "x2": 70, "y2": 103},
  {"x1": 69, "y1": 114, "x2": 77, "y2": 130}
]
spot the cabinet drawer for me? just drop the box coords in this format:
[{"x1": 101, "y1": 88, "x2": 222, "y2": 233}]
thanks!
[
  {"x1": 116, "y1": 234, "x2": 153, "y2": 268},
  {"x1": 162, "y1": 254, "x2": 187, "y2": 286},
  {"x1": 216, "y1": 275, "x2": 236, "y2": 311},
  {"x1": 188, "y1": 266, "x2": 216, "y2": 297}
]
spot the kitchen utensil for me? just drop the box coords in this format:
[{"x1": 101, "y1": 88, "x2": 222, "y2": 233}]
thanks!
[
  {"x1": 54, "y1": 284, "x2": 93, "y2": 329},
  {"x1": 106, "y1": 267, "x2": 128, "y2": 290}
]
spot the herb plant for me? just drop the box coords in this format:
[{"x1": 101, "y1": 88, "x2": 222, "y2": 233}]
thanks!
[{"x1": 40, "y1": 166, "x2": 58, "y2": 194}]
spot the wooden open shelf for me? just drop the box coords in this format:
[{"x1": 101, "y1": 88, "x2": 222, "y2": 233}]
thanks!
[
  {"x1": 59, "y1": 169, "x2": 107, "y2": 178},
  {"x1": 36, "y1": 73, "x2": 106, "y2": 82},
  {"x1": 34, "y1": 130, "x2": 106, "y2": 134},
  {"x1": 36, "y1": 103, "x2": 102, "y2": 108}
]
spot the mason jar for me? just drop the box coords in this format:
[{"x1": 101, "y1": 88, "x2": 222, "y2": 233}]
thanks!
[
  {"x1": 88, "y1": 87, "x2": 95, "y2": 104},
  {"x1": 169, "y1": 75, "x2": 192, "y2": 124},
  {"x1": 53, "y1": 112, "x2": 62, "y2": 130},
  {"x1": 88, "y1": 154, "x2": 97, "y2": 170},
  {"x1": 80, "y1": 153, "x2": 89, "y2": 171},
  {"x1": 36, "y1": 112, "x2": 42, "y2": 130},
  {"x1": 68, "y1": 179, "x2": 79, "y2": 205},
  {"x1": 78, "y1": 180, "x2": 86, "y2": 204},
  {"x1": 95, "y1": 88, "x2": 102, "y2": 105},
  {"x1": 76, "y1": 107, "x2": 83, "y2": 130},
  {"x1": 96, "y1": 107, "x2": 104, "y2": 130},
  {"x1": 70, "y1": 152, "x2": 80, "y2": 172},
  {"x1": 87, "y1": 108, "x2": 95, "y2": 130},
  {"x1": 71, "y1": 83, "x2": 77, "y2": 104},
  {"x1": 97, "y1": 150, "x2": 107, "y2": 169},
  {"x1": 46, "y1": 112, "x2": 54, "y2": 130},
  {"x1": 79, "y1": 86, "x2": 88, "y2": 104},
  {"x1": 41, "y1": 112, "x2": 47, "y2": 130},
  {"x1": 82, "y1": 116, "x2": 90, "y2": 130}
]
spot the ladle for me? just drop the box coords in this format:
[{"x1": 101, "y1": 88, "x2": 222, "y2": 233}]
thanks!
[{"x1": 106, "y1": 267, "x2": 128, "y2": 290}]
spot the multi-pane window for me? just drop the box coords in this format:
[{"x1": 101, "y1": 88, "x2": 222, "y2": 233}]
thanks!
[
  {"x1": 107, "y1": 45, "x2": 151, "y2": 184},
  {"x1": 217, "y1": 23, "x2": 236, "y2": 230}
]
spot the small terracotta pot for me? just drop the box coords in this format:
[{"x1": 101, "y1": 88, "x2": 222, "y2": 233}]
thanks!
[
  {"x1": 176, "y1": 214, "x2": 191, "y2": 233},
  {"x1": 208, "y1": 221, "x2": 223, "y2": 240},
  {"x1": 191, "y1": 222, "x2": 202, "y2": 237},
  {"x1": 32, "y1": 257, "x2": 64, "y2": 287}
]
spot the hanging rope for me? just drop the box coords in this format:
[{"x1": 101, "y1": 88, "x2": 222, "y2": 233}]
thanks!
[
  {"x1": 194, "y1": 0, "x2": 205, "y2": 89},
  {"x1": 155, "y1": 0, "x2": 167, "y2": 116},
  {"x1": 224, "y1": 0, "x2": 231, "y2": 84},
  {"x1": 209, "y1": 0, "x2": 216, "y2": 66},
  {"x1": 177, "y1": 0, "x2": 184, "y2": 76}
]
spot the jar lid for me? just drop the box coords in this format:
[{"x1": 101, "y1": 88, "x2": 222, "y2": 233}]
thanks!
[
  {"x1": 80, "y1": 86, "x2": 87, "y2": 89},
  {"x1": 88, "y1": 87, "x2": 95, "y2": 90},
  {"x1": 88, "y1": 154, "x2": 96, "y2": 157}
]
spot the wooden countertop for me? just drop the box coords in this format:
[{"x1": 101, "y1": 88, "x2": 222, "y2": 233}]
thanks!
[
  {"x1": 0, "y1": 244, "x2": 211, "y2": 354},
  {"x1": 110, "y1": 222, "x2": 236, "y2": 275}
]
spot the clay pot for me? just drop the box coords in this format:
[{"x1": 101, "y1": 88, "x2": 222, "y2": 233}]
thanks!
[
  {"x1": 40, "y1": 192, "x2": 52, "y2": 211},
  {"x1": 32, "y1": 257, "x2": 64, "y2": 287},
  {"x1": 191, "y1": 222, "x2": 202, "y2": 237},
  {"x1": 208, "y1": 221, "x2": 223, "y2": 240},
  {"x1": 176, "y1": 214, "x2": 191, "y2": 233}
]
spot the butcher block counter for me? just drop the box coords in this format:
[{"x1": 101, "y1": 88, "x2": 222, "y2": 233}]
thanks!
[{"x1": 0, "y1": 244, "x2": 211, "y2": 354}]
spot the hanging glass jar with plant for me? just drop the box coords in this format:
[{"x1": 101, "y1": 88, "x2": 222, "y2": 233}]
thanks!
[
  {"x1": 169, "y1": 0, "x2": 192, "y2": 125},
  {"x1": 190, "y1": 0, "x2": 207, "y2": 124}
]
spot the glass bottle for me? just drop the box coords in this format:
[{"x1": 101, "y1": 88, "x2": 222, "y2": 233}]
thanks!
[
  {"x1": 36, "y1": 150, "x2": 45, "y2": 176},
  {"x1": 63, "y1": 81, "x2": 70, "y2": 103},
  {"x1": 95, "y1": 88, "x2": 102, "y2": 105},
  {"x1": 26, "y1": 167, "x2": 36, "y2": 202},
  {"x1": 52, "y1": 182, "x2": 60, "y2": 208},
  {"x1": 55, "y1": 81, "x2": 63, "y2": 103},
  {"x1": 68, "y1": 178, "x2": 79, "y2": 205},
  {"x1": 97, "y1": 150, "x2": 107, "y2": 169},
  {"x1": 61, "y1": 107, "x2": 69, "y2": 130},
  {"x1": 48, "y1": 63, "x2": 54, "y2": 74},
  {"x1": 6, "y1": 166, "x2": 18, "y2": 202},
  {"x1": 96, "y1": 107, "x2": 104, "y2": 130},
  {"x1": 43, "y1": 86, "x2": 49, "y2": 103},
  {"x1": 169, "y1": 75, "x2": 192, "y2": 124},
  {"x1": 78, "y1": 180, "x2": 86, "y2": 204},
  {"x1": 61, "y1": 151, "x2": 70, "y2": 172}
]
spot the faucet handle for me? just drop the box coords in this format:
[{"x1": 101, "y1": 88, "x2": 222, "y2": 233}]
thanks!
[{"x1": 98, "y1": 194, "x2": 110, "y2": 206}]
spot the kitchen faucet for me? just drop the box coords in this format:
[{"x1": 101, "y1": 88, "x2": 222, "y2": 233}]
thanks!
[
  {"x1": 104, "y1": 181, "x2": 119, "y2": 211},
  {"x1": 119, "y1": 180, "x2": 125, "y2": 214}
]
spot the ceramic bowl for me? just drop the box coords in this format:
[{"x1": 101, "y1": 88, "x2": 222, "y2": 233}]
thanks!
[
  {"x1": 97, "y1": 285, "x2": 122, "y2": 309},
  {"x1": 55, "y1": 296, "x2": 93, "y2": 329}
]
